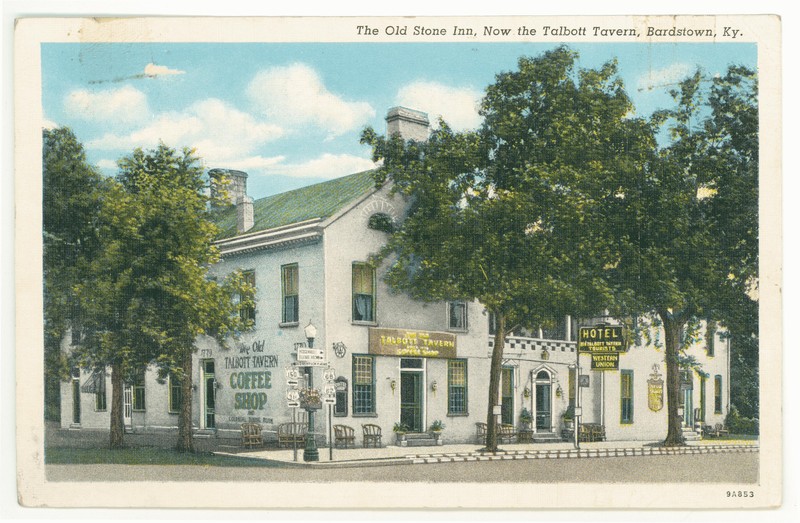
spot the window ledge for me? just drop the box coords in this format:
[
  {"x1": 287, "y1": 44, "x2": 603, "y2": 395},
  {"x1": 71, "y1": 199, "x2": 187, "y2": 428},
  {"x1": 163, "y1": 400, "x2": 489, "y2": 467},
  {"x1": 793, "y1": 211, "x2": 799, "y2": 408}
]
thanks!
[
  {"x1": 447, "y1": 412, "x2": 470, "y2": 417},
  {"x1": 351, "y1": 321, "x2": 377, "y2": 327},
  {"x1": 447, "y1": 328, "x2": 468, "y2": 334},
  {"x1": 279, "y1": 322, "x2": 299, "y2": 328},
  {"x1": 352, "y1": 413, "x2": 378, "y2": 418}
]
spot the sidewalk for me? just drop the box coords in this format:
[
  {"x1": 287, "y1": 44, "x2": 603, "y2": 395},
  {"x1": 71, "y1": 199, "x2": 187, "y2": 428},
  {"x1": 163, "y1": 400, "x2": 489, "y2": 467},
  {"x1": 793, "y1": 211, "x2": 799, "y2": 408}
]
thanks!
[{"x1": 216, "y1": 439, "x2": 760, "y2": 468}]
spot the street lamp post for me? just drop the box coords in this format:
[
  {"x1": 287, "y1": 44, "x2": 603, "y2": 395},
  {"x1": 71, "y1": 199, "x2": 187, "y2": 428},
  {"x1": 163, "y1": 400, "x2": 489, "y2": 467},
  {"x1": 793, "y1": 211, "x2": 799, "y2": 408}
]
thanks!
[{"x1": 302, "y1": 321, "x2": 319, "y2": 462}]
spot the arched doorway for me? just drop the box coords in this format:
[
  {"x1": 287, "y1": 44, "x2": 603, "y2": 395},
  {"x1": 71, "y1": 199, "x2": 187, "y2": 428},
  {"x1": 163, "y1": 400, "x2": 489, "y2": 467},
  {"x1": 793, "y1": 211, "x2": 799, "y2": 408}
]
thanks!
[{"x1": 534, "y1": 370, "x2": 552, "y2": 432}]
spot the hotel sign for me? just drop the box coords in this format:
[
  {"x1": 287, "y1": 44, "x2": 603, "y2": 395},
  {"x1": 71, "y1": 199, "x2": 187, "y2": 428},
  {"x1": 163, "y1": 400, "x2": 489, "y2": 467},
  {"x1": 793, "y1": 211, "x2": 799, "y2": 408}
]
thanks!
[
  {"x1": 579, "y1": 325, "x2": 626, "y2": 371},
  {"x1": 577, "y1": 326, "x2": 627, "y2": 353},
  {"x1": 369, "y1": 328, "x2": 457, "y2": 359}
]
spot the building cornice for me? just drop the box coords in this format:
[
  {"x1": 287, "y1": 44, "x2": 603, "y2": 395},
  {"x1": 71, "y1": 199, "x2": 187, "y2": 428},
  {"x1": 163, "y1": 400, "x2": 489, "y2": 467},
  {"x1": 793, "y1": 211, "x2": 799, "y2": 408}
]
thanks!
[{"x1": 214, "y1": 218, "x2": 324, "y2": 257}]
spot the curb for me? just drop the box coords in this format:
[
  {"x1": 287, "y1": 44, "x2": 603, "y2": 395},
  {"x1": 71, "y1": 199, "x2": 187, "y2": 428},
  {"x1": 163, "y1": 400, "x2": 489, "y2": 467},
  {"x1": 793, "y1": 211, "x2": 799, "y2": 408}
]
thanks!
[{"x1": 233, "y1": 444, "x2": 758, "y2": 469}]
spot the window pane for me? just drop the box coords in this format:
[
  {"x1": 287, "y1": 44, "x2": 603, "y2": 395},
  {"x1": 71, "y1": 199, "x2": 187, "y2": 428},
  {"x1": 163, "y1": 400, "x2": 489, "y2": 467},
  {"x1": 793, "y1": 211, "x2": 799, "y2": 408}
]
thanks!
[
  {"x1": 621, "y1": 370, "x2": 633, "y2": 423},
  {"x1": 448, "y1": 359, "x2": 467, "y2": 415},
  {"x1": 449, "y1": 301, "x2": 466, "y2": 330},
  {"x1": 352, "y1": 264, "x2": 375, "y2": 322},
  {"x1": 352, "y1": 356, "x2": 374, "y2": 414}
]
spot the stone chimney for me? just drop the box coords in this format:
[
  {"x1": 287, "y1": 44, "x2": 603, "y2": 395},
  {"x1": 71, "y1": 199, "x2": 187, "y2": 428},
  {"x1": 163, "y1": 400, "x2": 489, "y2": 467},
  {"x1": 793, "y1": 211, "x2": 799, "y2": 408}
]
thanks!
[
  {"x1": 209, "y1": 168, "x2": 248, "y2": 206},
  {"x1": 237, "y1": 195, "x2": 254, "y2": 234},
  {"x1": 385, "y1": 106, "x2": 430, "y2": 142}
]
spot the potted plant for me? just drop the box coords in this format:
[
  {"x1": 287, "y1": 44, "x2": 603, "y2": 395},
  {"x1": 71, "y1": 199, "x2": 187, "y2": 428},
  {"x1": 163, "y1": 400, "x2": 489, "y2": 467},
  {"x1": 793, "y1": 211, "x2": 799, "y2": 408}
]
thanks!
[
  {"x1": 393, "y1": 422, "x2": 409, "y2": 446},
  {"x1": 562, "y1": 405, "x2": 575, "y2": 436},
  {"x1": 520, "y1": 407, "x2": 533, "y2": 430},
  {"x1": 429, "y1": 420, "x2": 445, "y2": 445}
]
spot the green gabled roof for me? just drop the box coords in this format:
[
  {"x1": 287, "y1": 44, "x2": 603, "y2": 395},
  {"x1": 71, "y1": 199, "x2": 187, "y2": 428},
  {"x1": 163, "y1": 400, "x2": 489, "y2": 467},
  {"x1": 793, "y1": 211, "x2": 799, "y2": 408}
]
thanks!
[{"x1": 215, "y1": 169, "x2": 378, "y2": 239}]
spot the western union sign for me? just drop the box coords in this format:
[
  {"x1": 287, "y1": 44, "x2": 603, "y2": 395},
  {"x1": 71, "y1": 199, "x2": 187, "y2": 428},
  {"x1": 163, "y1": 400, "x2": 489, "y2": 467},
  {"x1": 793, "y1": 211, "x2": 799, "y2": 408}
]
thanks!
[{"x1": 369, "y1": 328, "x2": 457, "y2": 358}]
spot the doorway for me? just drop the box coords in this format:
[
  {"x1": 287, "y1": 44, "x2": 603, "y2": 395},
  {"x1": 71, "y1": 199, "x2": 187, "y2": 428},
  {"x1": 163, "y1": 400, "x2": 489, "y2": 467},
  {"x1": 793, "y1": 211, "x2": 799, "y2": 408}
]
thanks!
[
  {"x1": 400, "y1": 358, "x2": 424, "y2": 432},
  {"x1": 201, "y1": 359, "x2": 216, "y2": 429},
  {"x1": 71, "y1": 372, "x2": 81, "y2": 425},
  {"x1": 123, "y1": 384, "x2": 133, "y2": 431},
  {"x1": 534, "y1": 370, "x2": 552, "y2": 431},
  {"x1": 501, "y1": 367, "x2": 514, "y2": 425},
  {"x1": 683, "y1": 388, "x2": 694, "y2": 427}
]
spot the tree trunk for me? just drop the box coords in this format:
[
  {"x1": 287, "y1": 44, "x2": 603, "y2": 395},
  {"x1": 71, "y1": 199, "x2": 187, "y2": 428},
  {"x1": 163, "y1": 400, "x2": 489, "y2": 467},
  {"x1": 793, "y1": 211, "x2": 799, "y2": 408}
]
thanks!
[
  {"x1": 485, "y1": 312, "x2": 506, "y2": 452},
  {"x1": 109, "y1": 362, "x2": 124, "y2": 449},
  {"x1": 176, "y1": 351, "x2": 195, "y2": 453},
  {"x1": 661, "y1": 312, "x2": 686, "y2": 447}
]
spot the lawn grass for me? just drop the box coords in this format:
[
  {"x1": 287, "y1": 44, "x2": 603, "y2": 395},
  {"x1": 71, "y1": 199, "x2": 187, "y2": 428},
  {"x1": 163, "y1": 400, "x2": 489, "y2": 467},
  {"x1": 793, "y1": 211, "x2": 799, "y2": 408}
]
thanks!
[{"x1": 45, "y1": 447, "x2": 278, "y2": 467}]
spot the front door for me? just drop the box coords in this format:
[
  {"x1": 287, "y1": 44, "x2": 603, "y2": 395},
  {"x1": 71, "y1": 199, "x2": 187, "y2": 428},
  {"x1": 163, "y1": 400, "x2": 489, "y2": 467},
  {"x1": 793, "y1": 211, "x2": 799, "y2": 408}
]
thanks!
[
  {"x1": 683, "y1": 388, "x2": 694, "y2": 427},
  {"x1": 500, "y1": 367, "x2": 514, "y2": 425},
  {"x1": 400, "y1": 371, "x2": 423, "y2": 432},
  {"x1": 535, "y1": 382, "x2": 552, "y2": 431},
  {"x1": 123, "y1": 384, "x2": 133, "y2": 430},
  {"x1": 71, "y1": 376, "x2": 81, "y2": 425},
  {"x1": 201, "y1": 359, "x2": 216, "y2": 429}
]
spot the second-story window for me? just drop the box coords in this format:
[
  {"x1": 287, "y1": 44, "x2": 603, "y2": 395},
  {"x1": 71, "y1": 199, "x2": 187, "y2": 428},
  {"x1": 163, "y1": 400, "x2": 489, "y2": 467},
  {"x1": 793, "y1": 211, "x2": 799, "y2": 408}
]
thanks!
[
  {"x1": 448, "y1": 301, "x2": 468, "y2": 331},
  {"x1": 240, "y1": 270, "x2": 256, "y2": 324},
  {"x1": 352, "y1": 263, "x2": 375, "y2": 323},
  {"x1": 282, "y1": 264, "x2": 299, "y2": 324}
]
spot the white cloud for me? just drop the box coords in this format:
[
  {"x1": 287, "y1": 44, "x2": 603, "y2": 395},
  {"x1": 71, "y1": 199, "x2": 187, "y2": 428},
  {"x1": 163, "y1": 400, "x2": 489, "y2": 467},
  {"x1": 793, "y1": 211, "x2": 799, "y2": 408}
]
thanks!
[
  {"x1": 65, "y1": 85, "x2": 149, "y2": 124},
  {"x1": 96, "y1": 159, "x2": 118, "y2": 171},
  {"x1": 214, "y1": 155, "x2": 286, "y2": 172},
  {"x1": 396, "y1": 81, "x2": 483, "y2": 131},
  {"x1": 246, "y1": 63, "x2": 375, "y2": 137},
  {"x1": 144, "y1": 63, "x2": 185, "y2": 77},
  {"x1": 88, "y1": 98, "x2": 284, "y2": 165},
  {"x1": 637, "y1": 63, "x2": 694, "y2": 92},
  {"x1": 261, "y1": 153, "x2": 376, "y2": 179},
  {"x1": 42, "y1": 118, "x2": 58, "y2": 130}
]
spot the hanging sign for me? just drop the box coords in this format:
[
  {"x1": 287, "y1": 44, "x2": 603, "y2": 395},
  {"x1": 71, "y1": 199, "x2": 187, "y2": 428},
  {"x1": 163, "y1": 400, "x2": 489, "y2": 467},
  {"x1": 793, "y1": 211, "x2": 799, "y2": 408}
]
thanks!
[
  {"x1": 578, "y1": 325, "x2": 627, "y2": 353},
  {"x1": 648, "y1": 364, "x2": 664, "y2": 412},
  {"x1": 590, "y1": 353, "x2": 619, "y2": 370}
]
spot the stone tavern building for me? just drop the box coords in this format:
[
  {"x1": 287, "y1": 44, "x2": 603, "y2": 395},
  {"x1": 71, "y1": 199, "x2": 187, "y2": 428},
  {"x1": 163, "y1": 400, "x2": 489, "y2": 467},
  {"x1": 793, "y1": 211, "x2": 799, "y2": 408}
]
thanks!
[{"x1": 60, "y1": 107, "x2": 731, "y2": 446}]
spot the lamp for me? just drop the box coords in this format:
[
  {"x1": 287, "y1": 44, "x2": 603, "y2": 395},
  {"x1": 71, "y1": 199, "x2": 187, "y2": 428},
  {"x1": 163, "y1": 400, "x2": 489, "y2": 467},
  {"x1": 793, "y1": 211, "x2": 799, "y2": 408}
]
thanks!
[
  {"x1": 304, "y1": 321, "x2": 317, "y2": 348},
  {"x1": 388, "y1": 378, "x2": 397, "y2": 393},
  {"x1": 523, "y1": 387, "x2": 531, "y2": 399},
  {"x1": 431, "y1": 380, "x2": 438, "y2": 393},
  {"x1": 556, "y1": 384, "x2": 563, "y2": 398}
]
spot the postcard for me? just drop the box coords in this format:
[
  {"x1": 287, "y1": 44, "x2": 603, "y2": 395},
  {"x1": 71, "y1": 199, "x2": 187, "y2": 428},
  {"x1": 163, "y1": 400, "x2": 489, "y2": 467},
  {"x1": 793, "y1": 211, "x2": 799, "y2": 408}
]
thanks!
[{"x1": 14, "y1": 14, "x2": 781, "y2": 510}]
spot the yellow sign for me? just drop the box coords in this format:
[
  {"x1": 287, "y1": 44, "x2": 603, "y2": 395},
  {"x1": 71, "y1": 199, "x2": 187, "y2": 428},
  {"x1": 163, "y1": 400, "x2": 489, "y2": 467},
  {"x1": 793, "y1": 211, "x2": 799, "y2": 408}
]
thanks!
[
  {"x1": 369, "y1": 328, "x2": 457, "y2": 358},
  {"x1": 578, "y1": 325, "x2": 627, "y2": 353},
  {"x1": 590, "y1": 353, "x2": 619, "y2": 370}
]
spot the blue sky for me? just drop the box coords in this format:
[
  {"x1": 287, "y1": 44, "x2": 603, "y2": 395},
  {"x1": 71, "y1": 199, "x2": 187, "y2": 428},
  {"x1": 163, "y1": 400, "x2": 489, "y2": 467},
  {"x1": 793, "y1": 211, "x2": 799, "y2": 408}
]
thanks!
[{"x1": 42, "y1": 42, "x2": 756, "y2": 200}]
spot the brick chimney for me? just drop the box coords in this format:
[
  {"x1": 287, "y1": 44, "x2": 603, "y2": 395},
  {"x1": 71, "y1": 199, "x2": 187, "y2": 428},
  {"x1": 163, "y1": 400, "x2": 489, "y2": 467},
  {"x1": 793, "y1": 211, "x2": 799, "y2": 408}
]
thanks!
[
  {"x1": 237, "y1": 195, "x2": 254, "y2": 234},
  {"x1": 385, "y1": 107, "x2": 430, "y2": 141}
]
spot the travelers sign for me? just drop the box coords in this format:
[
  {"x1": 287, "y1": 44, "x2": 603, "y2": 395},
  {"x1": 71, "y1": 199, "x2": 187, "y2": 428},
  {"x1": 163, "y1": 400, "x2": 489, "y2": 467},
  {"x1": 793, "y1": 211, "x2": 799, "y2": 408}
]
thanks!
[
  {"x1": 579, "y1": 325, "x2": 626, "y2": 371},
  {"x1": 577, "y1": 325, "x2": 627, "y2": 353}
]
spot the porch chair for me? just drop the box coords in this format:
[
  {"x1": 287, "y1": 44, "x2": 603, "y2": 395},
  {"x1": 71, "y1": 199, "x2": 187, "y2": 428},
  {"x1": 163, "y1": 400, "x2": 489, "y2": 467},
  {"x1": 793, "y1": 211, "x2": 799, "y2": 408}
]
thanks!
[
  {"x1": 333, "y1": 424, "x2": 356, "y2": 448},
  {"x1": 241, "y1": 422, "x2": 263, "y2": 449},
  {"x1": 475, "y1": 422, "x2": 488, "y2": 444},
  {"x1": 362, "y1": 423, "x2": 383, "y2": 448}
]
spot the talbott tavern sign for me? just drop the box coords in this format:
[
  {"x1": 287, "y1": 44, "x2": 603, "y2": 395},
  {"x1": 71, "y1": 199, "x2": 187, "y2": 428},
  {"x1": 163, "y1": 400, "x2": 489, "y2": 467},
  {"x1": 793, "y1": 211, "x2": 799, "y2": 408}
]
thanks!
[{"x1": 368, "y1": 328, "x2": 457, "y2": 358}]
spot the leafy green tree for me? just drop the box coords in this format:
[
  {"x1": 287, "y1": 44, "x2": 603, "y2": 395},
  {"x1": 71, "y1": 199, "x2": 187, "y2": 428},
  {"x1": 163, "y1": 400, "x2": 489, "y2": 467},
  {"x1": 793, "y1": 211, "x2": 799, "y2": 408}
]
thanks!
[
  {"x1": 362, "y1": 47, "x2": 653, "y2": 451},
  {"x1": 73, "y1": 144, "x2": 254, "y2": 450},
  {"x1": 42, "y1": 127, "x2": 104, "y2": 421},
  {"x1": 610, "y1": 66, "x2": 758, "y2": 445}
]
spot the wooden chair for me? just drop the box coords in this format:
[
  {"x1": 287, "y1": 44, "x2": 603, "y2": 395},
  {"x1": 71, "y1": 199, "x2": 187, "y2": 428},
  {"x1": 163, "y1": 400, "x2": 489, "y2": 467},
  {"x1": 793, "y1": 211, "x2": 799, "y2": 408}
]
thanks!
[
  {"x1": 277, "y1": 422, "x2": 307, "y2": 448},
  {"x1": 241, "y1": 422, "x2": 263, "y2": 448},
  {"x1": 362, "y1": 423, "x2": 382, "y2": 448},
  {"x1": 498, "y1": 423, "x2": 517, "y2": 444},
  {"x1": 590, "y1": 424, "x2": 606, "y2": 442},
  {"x1": 333, "y1": 424, "x2": 356, "y2": 448},
  {"x1": 578, "y1": 424, "x2": 592, "y2": 443},
  {"x1": 714, "y1": 423, "x2": 730, "y2": 438},
  {"x1": 475, "y1": 422, "x2": 488, "y2": 444}
]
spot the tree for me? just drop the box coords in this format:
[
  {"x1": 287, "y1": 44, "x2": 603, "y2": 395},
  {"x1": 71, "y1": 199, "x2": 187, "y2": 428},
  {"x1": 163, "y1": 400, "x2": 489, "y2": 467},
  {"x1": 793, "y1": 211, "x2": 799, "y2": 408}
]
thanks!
[
  {"x1": 73, "y1": 144, "x2": 254, "y2": 450},
  {"x1": 609, "y1": 66, "x2": 758, "y2": 445},
  {"x1": 42, "y1": 127, "x2": 104, "y2": 421},
  {"x1": 362, "y1": 47, "x2": 653, "y2": 451}
]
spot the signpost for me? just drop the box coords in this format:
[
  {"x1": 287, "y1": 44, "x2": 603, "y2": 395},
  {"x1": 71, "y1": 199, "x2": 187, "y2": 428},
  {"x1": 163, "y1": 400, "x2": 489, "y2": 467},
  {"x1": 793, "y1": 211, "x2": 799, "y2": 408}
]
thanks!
[{"x1": 322, "y1": 366, "x2": 337, "y2": 461}]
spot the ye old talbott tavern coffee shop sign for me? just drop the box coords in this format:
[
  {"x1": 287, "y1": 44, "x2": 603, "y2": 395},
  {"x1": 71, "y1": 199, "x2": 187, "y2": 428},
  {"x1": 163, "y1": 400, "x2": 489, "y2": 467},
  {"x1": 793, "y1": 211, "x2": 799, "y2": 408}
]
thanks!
[{"x1": 368, "y1": 328, "x2": 457, "y2": 359}]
